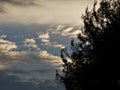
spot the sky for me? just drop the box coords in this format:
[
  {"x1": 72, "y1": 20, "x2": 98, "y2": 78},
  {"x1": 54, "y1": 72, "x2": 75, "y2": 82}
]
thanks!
[
  {"x1": 0, "y1": 0, "x2": 97, "y2": 90},
  {"x1": 0, "y1": 0, "x2": 95, "y2": 25}
]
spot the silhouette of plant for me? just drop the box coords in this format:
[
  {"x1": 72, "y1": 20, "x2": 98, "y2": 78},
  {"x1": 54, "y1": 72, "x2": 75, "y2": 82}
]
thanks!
[{"x1": 56, "y1": 0, "x2": 120, "y2": 90}]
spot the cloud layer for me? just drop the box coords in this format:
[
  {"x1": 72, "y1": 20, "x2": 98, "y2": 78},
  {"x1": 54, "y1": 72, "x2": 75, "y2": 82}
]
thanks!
[
  {"x1": 0, "y1": 0, "x2": 94, "y2": 25},
  {"x1": 0, "y1": 0, "x2": 95, "y2": 86},
  {"x1": 0, "y1": 0, "x2": 38, "y2": 6},
  {"x1": 0, "y1": 24, "x2": 85, "y2": 87}
]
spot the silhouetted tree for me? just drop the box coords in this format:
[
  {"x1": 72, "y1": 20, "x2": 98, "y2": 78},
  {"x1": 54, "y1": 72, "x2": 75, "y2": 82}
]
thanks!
[{"x1": 57, "y1": 0, "x2": 120, "y2": 90}]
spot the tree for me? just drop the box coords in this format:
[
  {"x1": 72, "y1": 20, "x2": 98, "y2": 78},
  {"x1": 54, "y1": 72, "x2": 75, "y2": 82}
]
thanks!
[{"x1": 56, "y1": 0, "x2": 120, "y2": 90}]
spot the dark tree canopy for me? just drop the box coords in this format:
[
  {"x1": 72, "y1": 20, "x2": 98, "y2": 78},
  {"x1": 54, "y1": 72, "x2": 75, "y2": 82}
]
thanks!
[
  {"x1": 82, "y1": 0, "x2": 120, "y2": 78},
  {"x1": 57, "y1": 0, "x2": 120, "y2": 90}
]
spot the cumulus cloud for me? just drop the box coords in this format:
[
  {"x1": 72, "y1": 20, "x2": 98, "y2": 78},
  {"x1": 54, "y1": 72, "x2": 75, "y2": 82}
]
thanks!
[
  {"x1": 50, "y1": 25, "x2": 82, "y2": 38},
  {"x1": 38, "y1": 32, "x2": 50, "y2": 43},
  {"x1": 23, "y1": 38, "x2": 39, "y2": 49},
  {"x1": 39, "y1": 50, "x2": 62, "y2": 66},
  {"x1": 0, "y1": 38, "x2": 17, "y2": 54},
  {"x1": 0, "y1": 35, "x2": 62, "y2": 71},
  {"x1": 0, "y1": 38, "x2": 22, "y2": 70},
  {"x1": 63, "y1": 27, "x2": 73, "y2": 33},
  {"x1": 0, "y1": 37, "x2": 63, "y2": 84},
  {"x1": 38, "y1": 32, "x2": 65, "y2": 48},
  {"x1": 0, "y1": 47, "x2": 63, "y2": 85},
  {"x1": 0, "y1": 34, "x2": 7, "y2": 39},
  {"x1": 39, "y1": 32, "x2": 50, "y2": 39},
  {"x1": 62, "y1": 29, "x2": 82, "y2": 37},
  {"x1": 0, "y1": 28, "x2": 67, "y2": 86},
  {"x1": 56, "y1": 25, "x2": 66, "y2": 31},
  {"x1": 0, "y1": 49, "x2": 62, "y2": 71},
  {"x1": 51, "y1": 42, "x2": 65, "y2": 48},
  {"x1": 43, "y1": 42, "x2": 65, "y2": 49}
]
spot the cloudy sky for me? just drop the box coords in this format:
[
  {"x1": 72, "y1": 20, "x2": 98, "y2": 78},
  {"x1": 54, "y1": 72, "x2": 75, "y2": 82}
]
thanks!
[
  {"x1": 0, "y1": 0, "x2": 97, "y2": 90},
  {"x1": 0, "y1": 0, "x2": 95, "y2": 25}
]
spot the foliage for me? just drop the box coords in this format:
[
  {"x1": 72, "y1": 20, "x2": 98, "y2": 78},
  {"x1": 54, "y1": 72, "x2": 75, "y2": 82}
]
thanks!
[{"x1": 56, "y1": 0, "x2": 120, "y2": 90}]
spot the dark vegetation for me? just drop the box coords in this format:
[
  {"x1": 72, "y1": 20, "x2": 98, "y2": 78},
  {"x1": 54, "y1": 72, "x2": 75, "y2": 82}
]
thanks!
[{"x1": 56, "y1": 0, "x2": 120, "y2": 90}]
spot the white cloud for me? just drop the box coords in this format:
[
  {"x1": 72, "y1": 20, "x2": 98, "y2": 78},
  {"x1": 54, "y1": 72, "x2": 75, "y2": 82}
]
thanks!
[
  {"x1": 38, "y1": 32, "x2": 50, "y2": 44},
  {"x1": 0, "y1": 49, "x2": 62, "y2": 71},
  {"x1": 0, "y1": 49, "x2": 63, "y2": 84},
  {"x1": 41, "y1": 39, "x2": 50, "y2": 43},
  {"x1": 43, "y1": 42, "x2": 65, "y2": 49},
  {"x1": 50, "y1": 42, "x2": 65, "y2": 49},
  {"x1": 50, "y1": 25, "x2": 82, "y2": 38},
  {"x1": 23, "y1": 38, "x2": 38, "y2": 49},
  {"x1": 0, "y1": 34, "x2": 7, "y2": 39},
  {"x1": 39, "y1": 50, "x2": 63, "y2": 66},
  {"x1": 24, "y1": 38, "x2": 36, "y2": 44},
  {"x1": 56, "y1": 25, "x2": 65, "y2": 31},
  {"x1": 0, "y1": 34, "x2": 65, "y2": 86},
  {"x1": 38, "y1": 31, "x2": 65, "y2": 48},
  {"x1": 39, "y1": 32, "x2": 50, "y2": 39},
  {"x1": 62, "y1": 29, "x2": 82, "y2": 38},
  {"x1": 63, "y1": 27, "x2": 73, "y2": 33},
  {"x1": 0, "y1": 39, "x2": 17, "y2": 53}
]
